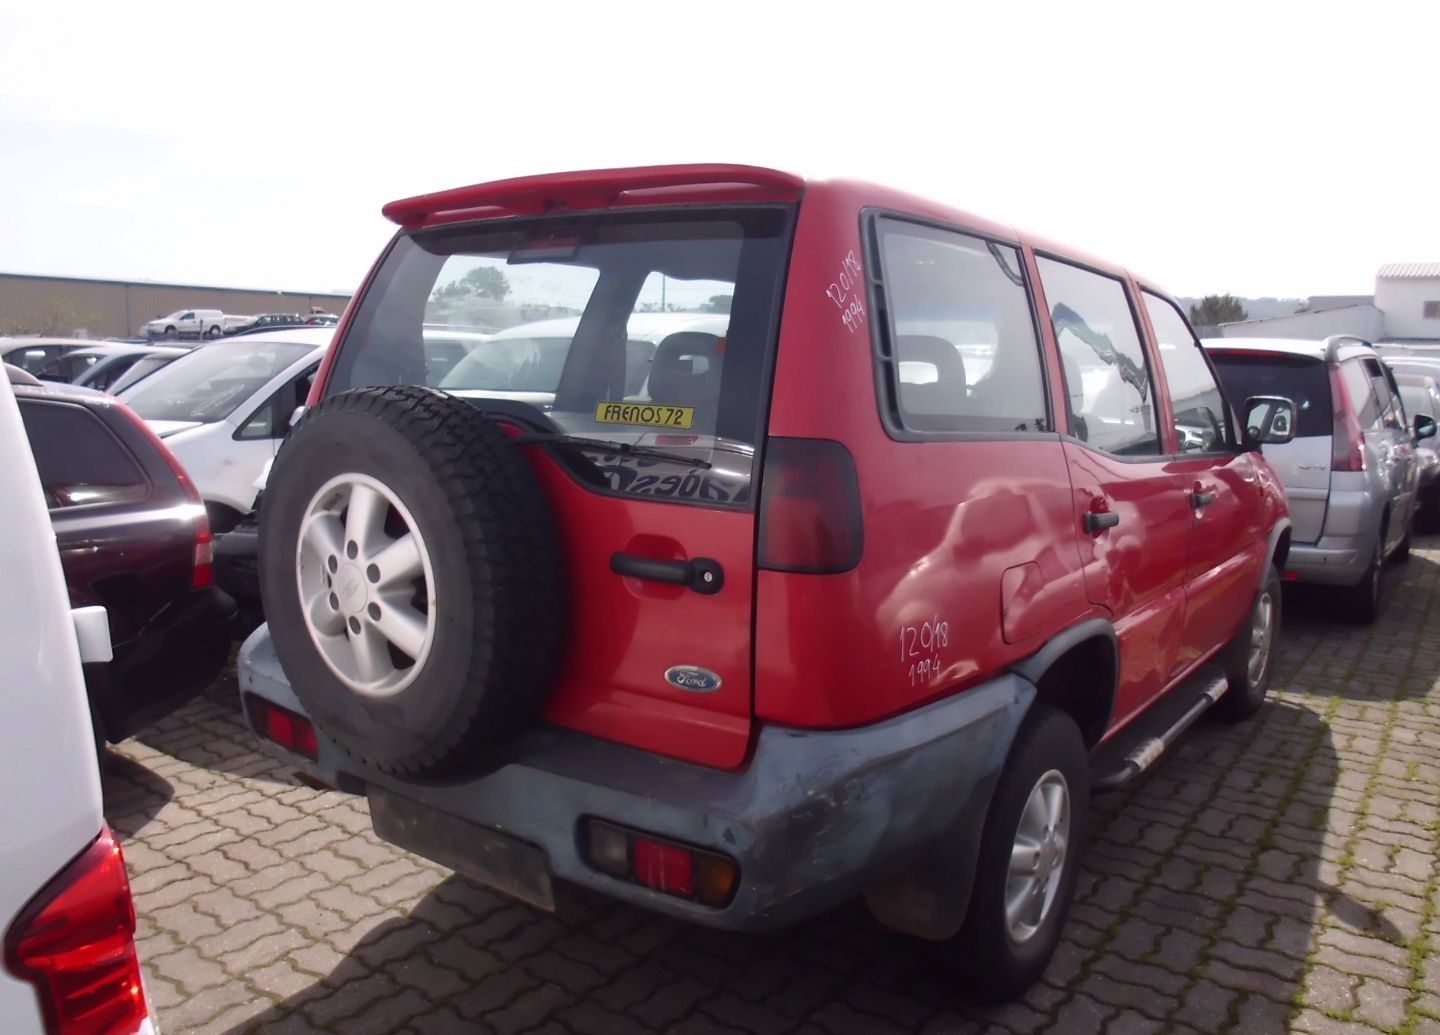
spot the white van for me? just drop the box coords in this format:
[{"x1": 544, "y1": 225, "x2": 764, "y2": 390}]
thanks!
[
  {"x1": 0, "y1": 374, "x2": 155, "y2": 1034},
  {"x1": 141, "y1": 308, "x2": 225, "y2": 340}
]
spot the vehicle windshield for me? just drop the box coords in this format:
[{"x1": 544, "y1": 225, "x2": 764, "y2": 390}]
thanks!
[
  {"x1": 326, "y1": 207, "x2": 793, "y2": 506},
  {"x1": 122, "y1": 340, "x2": 313, "y2": 422},
  {"x1": 107, "y1": 355, "x2": 176, "y2": 395},
  {"x1": 1210, "y1": 353, "x2": 1333, "y2": 438}
]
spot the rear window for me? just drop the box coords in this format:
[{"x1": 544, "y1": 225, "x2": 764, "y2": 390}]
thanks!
[
  {"x1": 326, "y1": 207, "x2": 793, "y2": 507},
  {"x1": 122, "y1": 341, "x2": 313, "y2": 422},
  {"x1": 18, "y1": 400, "x2": 149, "y2": 509},
  {"x1": 1209, "y1": 353, "x2": 1332, "y2": 438}
]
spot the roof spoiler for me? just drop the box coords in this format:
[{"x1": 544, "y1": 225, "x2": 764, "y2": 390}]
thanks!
[{"x1": 381, "y1": 164, "x2": 806, "y2": 229}]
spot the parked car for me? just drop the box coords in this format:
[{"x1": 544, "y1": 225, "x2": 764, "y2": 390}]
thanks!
[
  {"x1": 236, "y1": 166, "x2": 1295, "y2": 999},
  {"x1": 118, "y1": 328, "x2": 331, "y2": 532},
  {"x1": 141, "y1": 308, "x2": 226, "y2": 339},
  {"x1": 0, "y1": 371, "x2": 155, "y2": 1035},
  {"x1": 305, "y1": 313, "x2": 340, "y2": 326},
  {"x1": 13, "y1": 377, "x2": 235, "y2": 744},
  {"x1": 0, "y1": 336, "x2": 99, "y2": 374},
  {"x1": 225, "y1": 313, "x2": 308, "y2": 336},
  {"x1": 36, "y1": 343, "x2": 186, "y2": 392},
  {"x1": 1394, "y1": 371, "x2": 1440, "y2": 529},
  {"x1": 1207, "y1": 337, "x2": 1435, "y2": 621}
]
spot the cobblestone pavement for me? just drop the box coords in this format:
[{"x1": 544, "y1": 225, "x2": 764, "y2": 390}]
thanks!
[{"x1": 103, "y1": 547, "x2": 1440, "y2": 1035}]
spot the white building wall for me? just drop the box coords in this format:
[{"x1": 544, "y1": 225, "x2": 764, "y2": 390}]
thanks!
[
  {"x1": 1218, "y1": 305, "x2": 1385, "y2": 341},
  {"x1": 1375, "y1": 277, "x2": 1440, "y2": 338}
]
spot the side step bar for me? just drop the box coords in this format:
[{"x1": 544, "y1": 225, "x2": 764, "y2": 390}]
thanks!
[{"x1": 1092, "y1": 672, "x2": 1230, "y2": 791}]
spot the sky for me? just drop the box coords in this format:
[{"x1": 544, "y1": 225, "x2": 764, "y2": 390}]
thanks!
[{"x1": 1, "y1": 1, "x2": 1436, "y2": 300}]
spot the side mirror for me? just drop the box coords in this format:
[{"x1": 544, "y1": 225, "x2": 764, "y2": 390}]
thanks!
[
  {"x1": 1243, "y1": 395, "x2": 1296, "y2": 449},
  {"x1": 1414, "y1": 413, "x2": 1437, "y2": 441},
  {"x1": 288, "y1": 405, "x2": 306, "y2": 430}
]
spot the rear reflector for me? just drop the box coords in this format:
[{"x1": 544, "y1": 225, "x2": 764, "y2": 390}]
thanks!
[
  {"x1": 758, "y1": 438, "x2": 863, "y2": 574},
  {"x1": 582, "y1": 819, "x2": 738, "y2": 907},
  {"x1": 4, "y1": 825, "x2": 149, "y2": 1035},
  {"x1": 245, "y1": 695, "x2": 319, "y2": 760}
]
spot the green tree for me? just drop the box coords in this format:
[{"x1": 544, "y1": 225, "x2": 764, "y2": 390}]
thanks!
[
  {"x1": 703, "y1": 294, "x2": 732, "y2": 314},
  {"x1": 461, "y1": 266, "x2": 511, "y2": 301},
  {"x1": 1189, "y1": 294, "x2": 1247, "y2": 326}
]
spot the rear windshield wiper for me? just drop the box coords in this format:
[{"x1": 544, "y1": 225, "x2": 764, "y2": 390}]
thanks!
[{"x1": 515, "y1": 433, "x2": 712, "y2": 469}]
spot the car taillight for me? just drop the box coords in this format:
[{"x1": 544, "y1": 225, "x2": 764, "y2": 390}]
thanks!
[
  {"x1": 244, "y1": 694, "x2": 319, "y2": 760},
  {"x1": 114, "y1": 401, "x2": 212, "y2": 588},
  {"x1": 582, "y1": 819, "x2": 738, "y2": 907},
  {"x1": 757, "y1": 438, "x2": 863, "y2": 574},
  {"x1": 1329, "y1": 366, "x2": 1366, "y2": 472},
  {"x1": 4, "y1": 825, "x2": 149, "y2": 1035}
]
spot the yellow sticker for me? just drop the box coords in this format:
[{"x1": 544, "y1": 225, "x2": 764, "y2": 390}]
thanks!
[{"x1": 593, "y1": 401, "x2": 695, "y2": 429}]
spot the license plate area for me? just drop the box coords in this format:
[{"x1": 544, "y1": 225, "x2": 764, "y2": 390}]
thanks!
[{"x1": 368, "y1": 788, "x2": 556, "y2": 911}]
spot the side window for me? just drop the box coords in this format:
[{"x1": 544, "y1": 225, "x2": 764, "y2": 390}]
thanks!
[
  {"x1": 1340, "y1": 361, "x2": 1380, "y2": 428},
  {"x1": 1038, "y1": 257, "x2": 1159, "y2": 456},
  {"x1": 1368, "y1": 359, "x2": 1405, "y2": 428},
  {"x1": 238, "y1": 367, "x2": 316, "y2": 440},
  {"x1": 12, "y1": 347, "x2": 57, "y2": 373},
  {"x1": 17, "y1": 401, "x2": 149, "y2": 509},
  {"x1": 1143, "y1": 292, "x2": 1232, "y2": 452},
  {"x1": 235, "y1": 397, "x2": 276, "y2": 439},
  {"x1": 875, "y1": 218, "x2": 1048, "y2": 434}
]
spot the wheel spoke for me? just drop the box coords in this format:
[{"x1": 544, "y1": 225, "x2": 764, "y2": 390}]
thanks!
[
  {"x1": 301, "y1": 512, "x2": 344, "y2": 566},
  {"x1": 1005, "y1": 876, "x2": 1035, "y2": 929},
  {"x1": 371, "y1": 533, "x2": 423, "y2": 590},
  {"x1": 1010, "y1": 837, "x2": 1041, "y2": 876},
  {"x1": 348, "y1": 624, "x2": 391, "y2": 684},
  {"x1": 306, "y1": 590, "x2": 345, "y2": 636},
  {"x1": 374, "y1": 605, "x2": 427, "y2": 660},
  {"x1": 345, "y1": 483, "x2": 388, "y2": 556},
  {"x1": 1020, "y1": 785, "x2": 1048, "y2": 839},
  {"x1": 1042, "y1": 782, "x2": 1067, "y2": 832}
]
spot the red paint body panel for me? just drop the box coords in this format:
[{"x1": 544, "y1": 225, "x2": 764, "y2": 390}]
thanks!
[{"x1": 523, "y1": 447, "x2": 756, "y2": 770}]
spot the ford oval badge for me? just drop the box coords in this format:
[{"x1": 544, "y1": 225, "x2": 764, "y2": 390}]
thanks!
[{"x1": 665, "y1": 666, "x2": 723, "y2": 693}]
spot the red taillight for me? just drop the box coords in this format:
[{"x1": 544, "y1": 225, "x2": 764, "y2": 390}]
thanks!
[
  {"x1": 114, "y1": 402, "x2": 212, "y2": 588},
  {"x1": 1329, "y1": 366, "x2": 1366, "y2": 472},
  {"x1": 245, "y1": 695, "x2": 319, "y2": 760},
  {"x1": 581, "y1": 819, "x2": 738, "y2": 907},
  {"x1": 632, "y1": 839, "x2": 695, "y2": 897},
  {"x1": 758, "y1": 438, "x2": 863, "y2": 574},
  {"x1": 4, "y1": 825, "x2": 149, "y2": 1035}
]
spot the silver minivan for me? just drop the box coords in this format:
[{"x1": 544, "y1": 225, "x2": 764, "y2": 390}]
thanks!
[{"x1": 1206, "y1": 336, "x2": 1437, "y2": 622}]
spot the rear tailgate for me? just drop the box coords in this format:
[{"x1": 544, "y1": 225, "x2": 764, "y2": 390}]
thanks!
[
  {"x1": 320, "y1": 191, "x2": 798, "y2": 769},
  {"x1": 1211, "y1": 351, "x2": 1332, "y2": 543}
]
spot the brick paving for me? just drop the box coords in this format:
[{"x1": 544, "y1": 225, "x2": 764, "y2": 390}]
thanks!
[{"x1": 103, "y1": 546, "x2": 1440, "y2": 1034}]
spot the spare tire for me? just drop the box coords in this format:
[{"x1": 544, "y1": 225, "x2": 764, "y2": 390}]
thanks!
[{"x1": 259, "y1": 385, "x2": 565, "y2": 776}]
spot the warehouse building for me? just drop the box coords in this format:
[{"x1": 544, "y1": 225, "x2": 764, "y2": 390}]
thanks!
[{"x1": 0, "y1": 271, "x2": 352, "y2": 339}]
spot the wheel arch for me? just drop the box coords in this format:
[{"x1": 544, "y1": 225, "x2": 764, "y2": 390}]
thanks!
[
  {"x1": 1268, "y1": 518, "x2": 1291, "y2": 573},
  {"x1": 1009, "y1": 617, "x2": 1118, "y2": 749}
]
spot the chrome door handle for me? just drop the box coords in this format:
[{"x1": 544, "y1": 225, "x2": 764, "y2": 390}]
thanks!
[{"x1": 1191, "y1": 490, "x2": 1216, "y2": 508}]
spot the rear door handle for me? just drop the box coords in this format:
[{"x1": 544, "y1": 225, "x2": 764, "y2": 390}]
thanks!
[
  {"x1": 1191, "y1": 490, "x2": 1216, "y2": 508},
  {"x1": 1084, "y1": 511, "x2": 1120, "y2": 534},
  {"x1": 610, "y1": 553, "x2": 724, "y2": 595}
]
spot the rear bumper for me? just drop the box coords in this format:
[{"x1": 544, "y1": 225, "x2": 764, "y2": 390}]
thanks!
[
  {"x1": 238, "y1": 626, "x2": 1033, "y2": 930},
  {"x1": 1286, "y1": 539, "x2": 1368, "y2": 585},
  {"x1": 91, "y1": 587, "x2": 236, "y2": 740},
  {"x1": 213, "y1": 517, "x2": 260, "y2": 608}
]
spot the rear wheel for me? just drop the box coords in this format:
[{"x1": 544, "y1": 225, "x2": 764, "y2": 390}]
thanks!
[
  {"x1": 1216, "y1": 565, "x2": 1281, "y2": 721},
  {"x1": 944, "y1": 705, "x2": 1088, "y2": 1001},
  {"x1": 206, "y1": 325, "x2": 223, "y2": 339},
  {"x1": 1347, "y1": 531, "x2": 1384, "y2": 625},
  {"x1": 163, "y1": 325, "x2": 177, "y2": 339}
]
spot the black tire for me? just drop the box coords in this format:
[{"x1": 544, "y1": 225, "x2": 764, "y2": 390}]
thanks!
[
  {"x1": 1215, "y1": 565, "x2": 1281, "y2": 721},
  {"x1": 1347, "y1": 531, "x2": 1384, "y2": 625},
  {"x1": 206, "y1": 325, "x2": 223, "y2": 339},
  {"x1": 259, "y1": 385, "x2": 565, "y2": 777},
  {"x1": 946, "y1": 706, "x2": 1089, "y2": 1001}
]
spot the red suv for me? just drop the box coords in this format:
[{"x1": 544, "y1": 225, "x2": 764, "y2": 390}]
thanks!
[{"x1": 240, "y1": 165, "x2": 1292, "y2": 997}]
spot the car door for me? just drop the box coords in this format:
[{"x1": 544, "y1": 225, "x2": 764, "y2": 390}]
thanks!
[
  {"x1": 1368, "y1": 358, "x2": 1418, "y2": 539},
  {"x1": 1035, "y1": 256, "x2": 1192, "y2": 728},
  {"x1": 1142, "y1": 291, "x2": 1264, "y2": 673}
]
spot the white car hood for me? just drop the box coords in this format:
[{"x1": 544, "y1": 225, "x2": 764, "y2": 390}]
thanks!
[{"x1": 146, "y1": 418, "x2": 205, "y2": 438}]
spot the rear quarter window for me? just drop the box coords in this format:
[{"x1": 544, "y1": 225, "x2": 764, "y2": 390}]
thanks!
[
  {"x1": 1209, "y1": 353, "x2": 1333, "y2": 438},
  {"x1": 17, "y1": 400, "x2": 149, "y2": 509}
]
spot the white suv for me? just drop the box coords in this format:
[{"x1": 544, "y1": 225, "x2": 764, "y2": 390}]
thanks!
[{"x1": 0, "y1": 375, "x2": 155, "y2": 1034}]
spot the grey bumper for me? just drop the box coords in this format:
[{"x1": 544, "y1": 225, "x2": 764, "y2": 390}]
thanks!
[
  {"x1": 1286, "y1": 538, "x2": 1368, "y2": 586},
  {"x1": 238, "y1": 626, "x2": 1033, "y2": 930}
]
